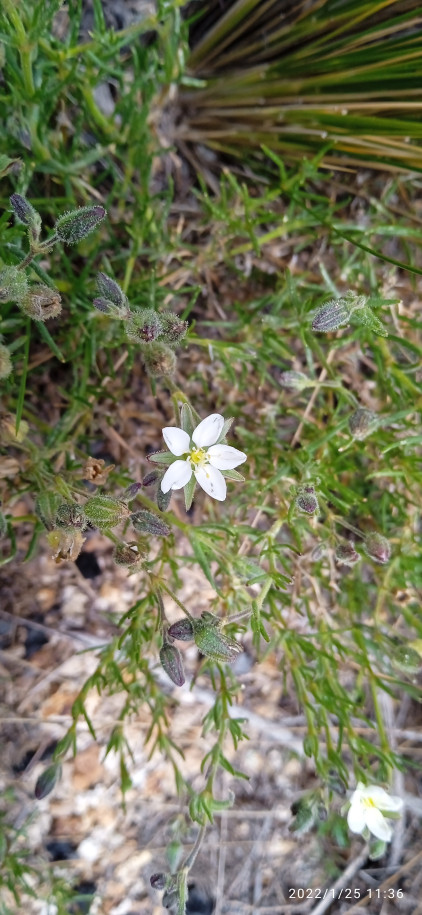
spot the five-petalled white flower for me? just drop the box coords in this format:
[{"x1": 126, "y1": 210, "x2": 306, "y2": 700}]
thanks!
[
  {"x1": 160, "y1": 413, "x2": 246, "y2": 502},
  {"x1": 347, "y1": 783, "x2": 403, "y2": 842}
]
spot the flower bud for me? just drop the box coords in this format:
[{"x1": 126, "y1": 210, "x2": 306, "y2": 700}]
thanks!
[
  {"x1": 125, "y1": 308, "x2": 162, "y2": 344},
  {"x1": 131, "y1": 509, "x2": 170, "y2": 537},
  {"x1": 142, "y1": 342, "x2": 177, "y2": 377},
  {"x1": 159, "y1": 642, "x2": 185, "y2": 686},
  {"x1": 167, "y1": 619, "x2": 194, "y2": 642},
  {"x1": 35, "y1": 491, "x2": 62, "y2": 531},
  {"x1": 193, "y1": 612, "x2": 242, "y2": 663},
  {"x1": 159, "y1": 312, "x2": 188, "y2": 345},
  {"x1": 84, "y1": 495, "x2": 131, "y2": 529},
  {"x1": 10, "y1": 193, "x2": 42, "y2": 239},
  {"x1": 20, "y1": 284, "x2": 62, "y2": 321},
  {"x1": 279, "y1": 370, "x2": 311, "y2": 391},
  {"x1": 34, "y1": 762, "x2": 62, "y2": 799},
  {"x1": 0, "y1": 343, "x2": 12, "y2": 380},
  {"x1": 55, "y1": 502, "x2": 87, "y2": 531},
  {"x1": 296, "y1": 486, "x2": 319, "y2": 515},
  {"x1": 142, "y1": 470, "x2": 159, "y2": 487},
  {"x1": 93, "y1": 297, "x2": 113, "y2": 314},
  {"x1": 335, "y1": 542, "x2": 360, "y2": 566},
  {"x1": 121, "y1": 481, "x2": 143, "y2": 503},
  {"x1": 150, "y1": 873, "x2": 167, "y2": 890},
  {"x1": 55, "y1": 205, "x2": 106, "y2": 244},
  {"x1": 113, "y1": 542, "x2": 144, "y2": 570},
  {"x1": 96, "y1": 272, "x2": 127, "y2": 307},
  {"x1": 156, "y1": 486, "x2": 172, "y2": 512},
  {"x1": 349, "y1": 408, "x2": 378, "y2": 440},
  {"x1": 312, "y1": 293, "x2": 365, "y2": 333},
  {"x1": 364, "y1": 532, "x2": 391, "y2": 564},
  {"x1": 0, "y1": 266, "x2": 29, "y2": 303}
]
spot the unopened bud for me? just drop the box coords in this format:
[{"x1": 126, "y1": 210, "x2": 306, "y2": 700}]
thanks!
[
  {"x1": 364, "y1": 532, "x2": 391, "y2": 564},
  {"x1": 167, "y1": 619, "x2": 194, "y2": 642},
  {"x1": 55, "y1": 502, "x2": 87, "y2": 531},
  {"x1": 150, "y1": 873, "x2": 167, "y2": 890},
  {"x1": 96, "y1": 272, "x2": 127, "y2": 307},
  {"x1": 335, "y1": 542, "x2": 360, "y2": 566},
  {"x1": 159, "y1": 312, "x2": 188, "y2": 345},
  {"x1": 35, "y1": 763, "x2": 62, "y2": 799},
  {"x1": 126, "y1": 308, "x2": 162, "y2": 344},
  {"x1": 0, "y1": 266, "x2": 29, "y2": 303},
  {"x1": 10, "y1": 193, "x2": 42, "y2": 239},
  {"x1": 131, "y1": 509, "x2": 170, "y2": 537},
  {"x1": 113, "y1": 542, "x2": 144, "y2": 569},
  {"x1": 55, "y1": 205, "x2": 106, "y2": 244},
  {"x1": 93, "y1": 297, "x2": 113, "y2": 314},
  {"x1": 312, "y1": 293, "x2": 365, "y2": 333},
  {"x1": 84, "y1": 495, "x2": 130, "y2": 529},
  {"x1": 159, "y1": 642, "x2": 185, "y2": 686},
  {"x1": 20, "y1": 284, "x2": 62, "y2": 321},
  {"x1": 142, "y1": 470, "x2": 159, "y2": 487},
  {"x1": 193, "y1": 612, "x2": 242, "y2": 662},
  {"x1": 0, "y1": 344, "x2": 12, "y2": 380},
  {"x1": 142, "y1": 342, "x2": 176, "y2": 377},
  {"x1": 121, "y1": 481, "x2": 143, "y2": 503},
  {"x1": 279, "y1": 371, "x2": 311, "y2": 391},
  {"x1": 349, "y1": 408, "x2": 378, "y2": 440},
  {"x1": 296, "y1": 486, "x2": 319, "y2": 515}
]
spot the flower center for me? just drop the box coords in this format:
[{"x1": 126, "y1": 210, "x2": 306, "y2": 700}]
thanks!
[
  {"x1": 363, "y1": 798, "x2": 376, "y2": 808},
  {"x1": 188, "y1": 446, "x2": 208, "y2": 468}
]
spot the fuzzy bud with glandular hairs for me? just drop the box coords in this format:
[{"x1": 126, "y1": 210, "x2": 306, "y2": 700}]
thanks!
[
  {"x1": 364, "y1": 532, "x2": 391, "y2": 564},
  {"x1": 150, "y1": 873, "x2": 168, "y2": 890},
  {"x1": 131, "y1": 509, "x2": 170, "y2": 537},
  {"x1": 296, "y1": 486, "x2": 319, "y2": 515},
  {"x1": 312, "y1": 292, "x2": 365, "y2": 333},
  {"x1": 84, "y1": 495, "x2": 131, "y2": 529},
  {"x1": 0, "y1": 266, "x2": 29, "y2": 303},
  {"x1": 93, "y1": 272, "x2": 129, "y2": 318},
  {"x1": 35, "y1": 762, "x2": 62, "y2": 800},
  {"x1": 10, "y1": 193, "x2": 42, "y2": 241},
  {"x1": 192, "y1": 611, "x2": 242, "y2": 663},
  {"x1": 55, "y1": 206, "x2": 106, "y2": 244},
  {"x1": 125, "y1": 308, "x2": 162, "y2": 344},
  {"x1": 335, "y1": 542, "x2": 361, "y2": 566},
  {"x1": 167, "y1": 618, "x2": 194, "y2": 642},
  {"x1": 142, "y1": 342, "x2": 177, "y2": 377},
  {"x1": 0, "y1": 344, "x2": 12, "y2": 380},
  {"x1": 159, "y1": 641, "x2": 185, "y2": 686},
  {"x1": 159, "y1": 312, "x2": 188, "y2": 346},
  {"x1": 20, "y1": 284, "x2": 62, "y2": 321},
  {"x1": 279, "y1": 371, "x2": 312, "y2": 391},
  {"x1": 121, "y1": 481, "x2": 143, "y2": 503},
  {"x1": 55, "y1": 502, "x2": 87, "y2": 531},
  {"x1": 142, "y1": 470, "x2": 160, "y2": 487},
  {"x1": 349, "y1": 408, "x2": 378, "y2": 440}
]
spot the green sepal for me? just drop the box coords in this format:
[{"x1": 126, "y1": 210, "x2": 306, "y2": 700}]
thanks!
[
  {"x1": 222, "y1": 468, "x2": 245, "y2": 482},
  {"x1": 184, "y1": 473, "x2": 196, "y2": 511},
  {"x1": 147, "y1": 450, "x2": 176, "y2": 465}
]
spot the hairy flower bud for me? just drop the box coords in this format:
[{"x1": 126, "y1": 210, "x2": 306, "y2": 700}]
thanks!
[
  {"x1": 193, "y1": 612, "x2": 242, "y2": 663},
  {"x1": 0, "y1": 343, "x2": 12, "y2": 380},
  {"x1": 296, "y1": 486, "x2": 319, "y2": 515},
  {"x1": 35, "y1": 762, "x2": 62, "y2": 800},
  {"x1": 55, "y1": 205, "x2": 106, "y2": 244},
  {"x1": 131, "y1": 509, "x2": 170, "y2": 537},
  {"x1": 156, "y1": 486, "x2": 172, "y2": 512},
  {"x1": 0, "y1": 266, "x2": 29, "y2": 303},
  {"x1": 335, "y1": 542, "x2": 360, "y2": 566},
  {"x1": 55, "y1": 502, "x2": 87, "y2": 531},
  {"x1": 349, "y1": 408, "x2": 378, "y2": 440},
  {"x1": 159, "y1": 642, "x2": 185, "y2": 686},
  {"x1": 96, "y1": 272, "x2": 127, "y2": 307},
  {"x1": 10, "y1": 193, "x2": 42, "y2": 239},
  {"x1": 84, "y1": 495, "x2": 130, "y2": 529},
  {"x1": 125, "y1": 308, "x2": 162, "y2": 344},
  {"x1": 142, "y1": 470, "x2": 159, "y2": 487},
  {"x1": 312, "y1": 293, "x2": 365, "y2": 333},
  {"x1": 121, "y1": 481, "x2": 143, "y2": 503},
  {"x1": 279, "y1": 370, "x2": 311, "y2": 391},
  {"x1": 159, "y1": 312, "x2": 188, "y2": 345},
  {"x1": 167, "y1": 619, "x2": 194, "y2": 642},
  {"x1": 113, "y1": 542, "x2": 144, "y2": 570},
  {"x1": 364, "y1": 532, "x2": 391, "y2": 564},
  {"x1": 20, "y1": 284, "x2": 62, "y2": 321},
  {"x1": 150, "y1": 873, "x2": 167, "y2": 890},
  {"x1": 142, "y1": 342, "x2": 177, "y2": 377}
]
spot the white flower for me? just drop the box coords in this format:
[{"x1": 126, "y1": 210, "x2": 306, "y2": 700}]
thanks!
[
  {"x1": 160, "y1": 413, "x2": 247, "y2": 502},
  {"x1": 347, "y1": 783, "x2": 403, "y2": 842}
]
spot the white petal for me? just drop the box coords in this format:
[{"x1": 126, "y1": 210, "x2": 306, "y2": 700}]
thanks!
[
  {"x1": 365, "y1": 808, "x2": 393, "y2": 842},
  {"x1": 207, "y1": 444, "x2": 247, "y2": 470},
  {"x1": 364, "y1": 787, "x2": 403, "y2": 813},
  {"x1": 347, "y1": 801, "x2": 366, "y2": 835},
  {"x1": 161, "y1": 460, "x2": 192, "y2": 493},
  {"x1": 162, "y1": 426, "x2": 190, "y2": 456},
  {"x1": 192, "y1": 414, "x2": 224, "y2": 448},
  {"x1": 194, "y1": 465, "x2": 226, "y2": 501}
]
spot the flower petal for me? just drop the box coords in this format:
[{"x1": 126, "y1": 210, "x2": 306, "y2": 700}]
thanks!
[
  {"x1": 161, "y1": 460, "x2": 192, "y2": 493},
  {"x1": 192, "y1": 414, "x2": 224, "y2": 448},
  {"x1": 365, "y1": 808, "x2": 393, "y2": 842},
  {"x1": 364, "y1": 787, "x2": 403, "y2": 813},
  {"x1": 207, "y1": 444, "x2": 247, "y2": 470},
  {"x1": 162, "y1": 426, "x2": 190, "y2": 456},
  {"x1": 347, "y1": 801, "x2": 366, "y2": 835},
  {"x1": 194, "y1": 465, "x2": 226, "y2": 501}
]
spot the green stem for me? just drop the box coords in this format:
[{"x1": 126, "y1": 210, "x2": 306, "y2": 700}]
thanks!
[{"x1": 3, "y1": 0, "x2": 35, "y2": 97}]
